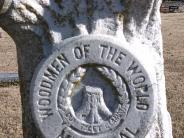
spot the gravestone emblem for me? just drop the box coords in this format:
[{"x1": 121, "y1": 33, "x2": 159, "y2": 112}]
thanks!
[
  {"x1": 74, "y1": 86, "x2": 112, "y2": 124},
  {"x1": 31, "y1": 35, "x2": 155, "y2": 138}
]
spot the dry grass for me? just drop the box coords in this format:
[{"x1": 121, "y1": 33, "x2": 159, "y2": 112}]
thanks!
[
  {"x1": 0, "y1": 13, "x2": 183, "y2": 138},
  {"x1": 0, "y1": 28, "x2": 18, "y2": 72},
  {"x1": 0, "y1": 86, "x2": 22, "y2": 138},
  {"x1": 162, "y1": 13, "x2": 184, "y2": 138}
]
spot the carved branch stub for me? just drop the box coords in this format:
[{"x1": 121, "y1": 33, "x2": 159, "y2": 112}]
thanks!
[{"x1": 0, "y1": 0, "x2": 12, "y2": 14}]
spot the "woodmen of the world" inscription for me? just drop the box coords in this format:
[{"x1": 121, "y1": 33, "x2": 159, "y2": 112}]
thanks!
[{"x1": 31, "y1": 35, "x2": 155, "y2": 138}]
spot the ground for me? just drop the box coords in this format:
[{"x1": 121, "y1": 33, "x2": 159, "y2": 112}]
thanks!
[
  {"x1": 0, "y1": 86, "x2": 22, "y2": 138},
  {"x1": 0, "y1": 30, "x2": 17, "y2": 72},
  {"x1": 0, "y1": 13, "x2": 183, "y2": 138},
  {"x1": 162, "y1": 13, "x2": 184, "y2": 138}
]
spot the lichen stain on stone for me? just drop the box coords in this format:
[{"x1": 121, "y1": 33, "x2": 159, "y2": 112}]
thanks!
[
  {"x1": 106, "y1": 0, "x2": 112, "y2": 6},
  {"x1": 117, "y1": 12, "x2": 124, "y2": 22},
  {"x1": 87, "y1": 0, "x2": 95, "y2": 17},
  {"x1": 120, "y1": 0, "x2": 124, "y2": 5},
  {"x1": 55, "y1": 0, "x2": 63, "y2": 5}
]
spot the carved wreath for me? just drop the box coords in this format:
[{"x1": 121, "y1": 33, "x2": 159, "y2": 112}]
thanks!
[{"x1": 57, "y1": 66, "x2": 129, "y2": 112}]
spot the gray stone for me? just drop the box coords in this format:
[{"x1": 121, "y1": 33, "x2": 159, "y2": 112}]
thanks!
[
  {"x1": 0, "y1": 0, "x2": 173, "y2": 138},
  {"x1": 31, "y1": 35, "x2": 155, "y2": 138}
]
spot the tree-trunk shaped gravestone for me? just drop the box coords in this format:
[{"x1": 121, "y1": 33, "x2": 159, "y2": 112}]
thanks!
[{"x1": 0, "y1": 0, "x2": 173, "y2": 138}]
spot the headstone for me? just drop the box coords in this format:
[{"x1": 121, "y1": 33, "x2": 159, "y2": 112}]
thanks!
[
  {"x1": 31, "y1": 36, "x2": 155, "y2": 138},
  {"x1": 0, "y1": 0, "x2": 173, "y2": 138}
]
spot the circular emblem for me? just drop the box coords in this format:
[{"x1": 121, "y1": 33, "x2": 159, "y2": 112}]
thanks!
[{"x1": 31, "y1": 35, "x2": 155, "y2": 138}]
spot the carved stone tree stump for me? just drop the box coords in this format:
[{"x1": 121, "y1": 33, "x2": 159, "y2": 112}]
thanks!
[{"x1": 0, "y1": 0, "x2": 173, "y2": 138}]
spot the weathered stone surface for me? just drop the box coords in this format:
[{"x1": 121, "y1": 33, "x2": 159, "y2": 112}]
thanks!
[
  {"x1": 0, "y1": 0, "x2": 172, "y2": 138},
  {"x1": 31, "y1": 35, "x2": 156, "y2": 138}
]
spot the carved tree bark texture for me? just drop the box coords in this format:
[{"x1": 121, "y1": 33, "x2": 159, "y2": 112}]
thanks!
[{"x1": 0, "y1": 0, "x2": 172, "y2": 138}]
